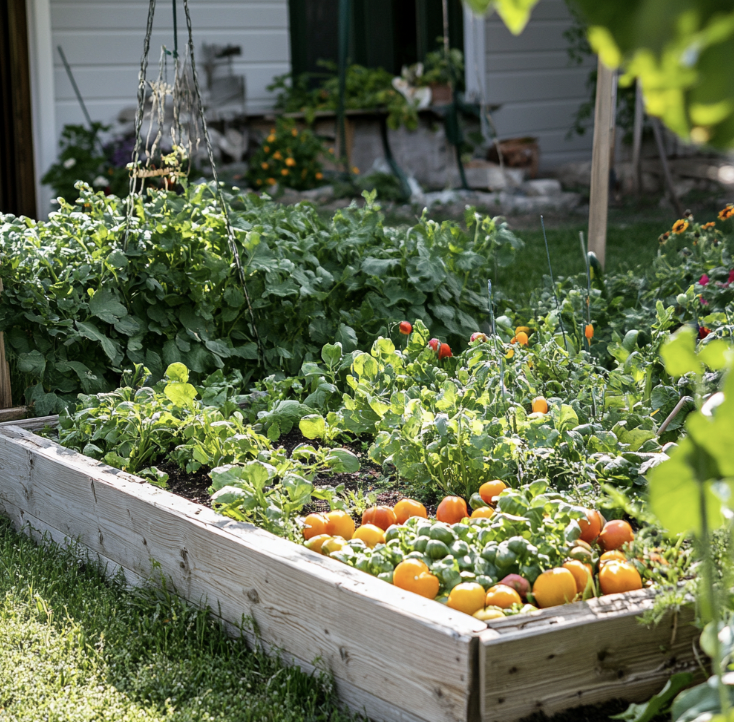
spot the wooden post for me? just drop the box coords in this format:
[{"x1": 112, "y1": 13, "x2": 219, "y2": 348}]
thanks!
[
  {"x1": 0, "y1": 280, "x2": 13, "y2": 409},
  {"x1": 588, "y1": 58, "x2": 616, "y2": 268},
  {"x1": 631, "y1": 81, "x2": 644, "y2": 194}
]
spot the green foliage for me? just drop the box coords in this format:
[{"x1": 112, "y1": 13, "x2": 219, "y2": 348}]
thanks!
[
  {"x1": 268, "y1": 62, "x2": 419, "y2": 130},
  {"x1": 247, "y1": 118, "x2": 325, "y2": 191},
  {"x1": 0, "y1": 183, "x2": 521, "y2": 412},
  {"x1": 41, "y1": 123, "x2": 130, "y2": 202},
  {"x1": 571, "y1": 0, "x2": 734, "y2": 148}
]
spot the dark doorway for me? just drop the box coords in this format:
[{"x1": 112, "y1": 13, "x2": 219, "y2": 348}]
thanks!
[
  {"x1": 289, "y1": 0, "x2": 463, "y2": 77},
  {"x1": 0, "y1": 0, "x2": 36, "y2": 218}
]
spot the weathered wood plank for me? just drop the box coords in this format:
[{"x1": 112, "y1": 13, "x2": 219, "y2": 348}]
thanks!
[
  {"x1": 0, "y1": 426, "x2": 483, "y2": 722},
  {"x1": 479, "y1": 591, "x2": 698, "y2": 722},
  {"x1": 0, "y1": 406, "x2": 28, "y2": 422},
  {"x1": 0, "y1": 413, "x2": 56, "y2": 429}
]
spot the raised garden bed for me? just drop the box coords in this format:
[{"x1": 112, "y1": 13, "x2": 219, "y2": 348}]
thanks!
[{"x1": 0, "y1": 421, "x2": 699, "y2": 722}]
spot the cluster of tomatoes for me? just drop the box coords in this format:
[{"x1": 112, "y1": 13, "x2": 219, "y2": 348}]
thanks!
[{"x1": 301, "y1": 482, "x2": 645, "y2": 620}]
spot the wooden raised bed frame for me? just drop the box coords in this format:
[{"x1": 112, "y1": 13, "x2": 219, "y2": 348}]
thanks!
[{"x1": 0, "y1": 423, "x2": 699, "y2": 722}]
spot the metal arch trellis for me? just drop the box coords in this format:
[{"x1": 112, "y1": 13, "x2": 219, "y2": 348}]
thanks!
[{"x1": 123, "y1": 0, "x2": 264, "y2": 367}]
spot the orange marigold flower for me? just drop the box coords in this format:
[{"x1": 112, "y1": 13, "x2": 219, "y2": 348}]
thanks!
[
  {"x1": 315, "y1": 172, "x2": 324, "y2": 180},
  {"x1": 702, "y1": 221, "x2": 715, "y2": 230},
  {"x1": 267, "y1": 134, "x2": 276, "y2": 143},
  {"x1": 256, "y1": 179, "x2": 263, "y2": 186},
  {"x1": 267, "y1": 177, "x2": 276, "y2": 185},
  {"x1": 291, "y1": 128, "x2": 298, "y2": 137},
  {"x1": 718, "y1": 205, "x2": 734, "y2": 221},
  {"x1": 263, "y1": 145, "x2": 270, "y2": 153},
  {"x1": 285, "y1": 157, "x2": 296, "y2": 167},
  {"x1": 352, "y1": 166, "x2": 360, "y2": 174},
  {"x1": 281, "y1": 169, "x2": 289, "y2": 176},
  {"x1": 261, "y1": 162, "x2": 269, "y2": 170},
  {"x1": 273, "y1": 151, "x2": 283, "y2": 160},
  {"x1": 672, "y1": 219, "x2": 688, "y2": 234}
]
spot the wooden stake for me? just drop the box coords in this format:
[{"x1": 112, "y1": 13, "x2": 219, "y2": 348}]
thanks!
[
  {"x1": 588, "y1": 58, "x2": 616, "y2": 269},
  {"x1": 0, "y1": 280, "x2": 13, "y2": 409},
  {"x1": 631, "y1": 80, "x2": 644, "y2": 194}
]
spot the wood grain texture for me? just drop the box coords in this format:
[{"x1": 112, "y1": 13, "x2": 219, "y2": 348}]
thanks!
[
  {"x1": 0, "y1": 413, "x2": 57, "y2": 429},
  {"x1": 0, "y1": 426, "x2": 483, "y2": 722},
  {"x1": 479, "y1": 591, "x2": 698, "y2": 722},
  {"x1": 588, "y1": 58, "x2": 615, "y2": 268},
  {"x1": 0, "y1": 407, "x2": 28, "y2": 423}
]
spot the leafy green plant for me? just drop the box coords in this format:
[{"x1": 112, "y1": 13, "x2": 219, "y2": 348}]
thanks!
[
  {"x1": 269, "y1": 62, "x2": 419, "y2": 130},
  {"x1": 41, "y1": 123, "x2": 130, "y2": 202},
  {"x1": 0, "y1": 183, "x2": 522, "y2": 413},
  {"x1": 247, "y1": 118, "x2": 325, "y2": 191}
]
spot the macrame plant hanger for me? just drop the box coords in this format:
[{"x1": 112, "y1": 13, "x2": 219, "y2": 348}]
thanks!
[{"x1": 123, "y1": 0, "x2": 263, "y2": 366}]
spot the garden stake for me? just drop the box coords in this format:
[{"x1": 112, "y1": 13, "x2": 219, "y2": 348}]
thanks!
[
  {"x1": 540, "y1": 216, "x2": 569, "y2": 352},
  {"x1": 580, "y1": 231, "x2": 592, "y2": 351},
  {"x1": 488, "y1": 280, "x2": 507, "y2": 407}
]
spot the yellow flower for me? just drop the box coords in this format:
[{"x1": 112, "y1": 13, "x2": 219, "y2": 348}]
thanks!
[
  {"x1": 718, "y1": 205, "x2": 734, "y2": 221},
  {"x1": 702, "y1": 221, "x2": 715, "y2": 230},
  {"x1": 328, "y1": 147, "x2": 334, "y2": 154},
  {"x1": 291, "y1": 128, "x2": 298, "y2": 137},
  {"x1": 315, "y1": 172, "x2": 323, "y2": 180},
  {"x1": 273, "y1": 151, "x2": 283, "y2": 160},
  {"x1": 267, "y1": 134, "x2": 276, "y2": 143},
  {"x1": 352, "y1": 166, "x2": 360, "y2": 174},
  {"x1": 261, "y1": 162, "x2": 269, "y2": 170},
  {"x1": 672, "y1": 219, "x2": 688, "y2": 234},
  {"x1": 267, "y1": 177, "x2": 276, "y2": 185},
  {"x1": 285, "y1": 157, "x2": 296, "y2": 167},
  {"x1": 281, "y1": 169, "x2": 289, "y2": 176},
  {"x1": 263, "y1": 145, "x2": 270, "y2": 153}
]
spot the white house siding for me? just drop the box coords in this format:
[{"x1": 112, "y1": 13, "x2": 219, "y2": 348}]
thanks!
[
  {"x1": 50, "y1": 0, "x2": 290, "y2": 139},
  {"x1": 482, "y1": 0, "x2": 595, "y2": 170}
]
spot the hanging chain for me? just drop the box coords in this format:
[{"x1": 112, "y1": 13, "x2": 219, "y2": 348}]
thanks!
[
  {"x1": 181, "y1": 0, "x2": 263, "y2": 366},
  {"x1": 123, "y1": 0, "x2": 157, "y2": 250}
]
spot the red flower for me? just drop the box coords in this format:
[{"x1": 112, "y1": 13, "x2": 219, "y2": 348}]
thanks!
[
  {"x1": 699, "y1": 274, "x2": 710, "y2": 286},
  {"x1": 698, "y1": 326, "x2": 711, "y2": 339},
  {"x1": 470, "y1": 332, "x2": 488, "y2": 343},
  {"x1": 727, "y1": 270, "x2": 734, "y2": 287},
  {"x1": 399, "y1": 321, "x2": 412, "y2": 335},
  {"x1": 438, "y1": 343, "x2": 452, "y2": 360},
  {"x1": 428, "y1": 338, "x2": 440, "y2": 352}
]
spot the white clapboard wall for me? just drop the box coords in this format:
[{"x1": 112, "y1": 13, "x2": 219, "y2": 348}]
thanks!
[
  {"x1": 482, "y1": 0, "x2": 595, "y2": 169},
  {"x1": 50, "y1": 0, "x2": 290, "y2": 138}
]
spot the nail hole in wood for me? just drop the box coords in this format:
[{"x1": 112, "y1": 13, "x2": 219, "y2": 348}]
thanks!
[{"x1": 246, "y1": 589, "x2": 259, "y2": 604}]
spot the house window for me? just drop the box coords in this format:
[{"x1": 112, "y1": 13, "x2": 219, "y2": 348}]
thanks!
[{"x1": 288, "y1": 0, "x2": 464, "y2": 77}]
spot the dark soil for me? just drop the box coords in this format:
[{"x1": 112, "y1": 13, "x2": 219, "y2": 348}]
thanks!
[
  {"x1": 156, "y1": 460, "x2": 214, "y2": 508},
  {"x1": 520, "y1": 698, "x2": 667, "y2": 722},
  {"x1": 153, "y1": 427, "x2": 419, "y2": 516}
]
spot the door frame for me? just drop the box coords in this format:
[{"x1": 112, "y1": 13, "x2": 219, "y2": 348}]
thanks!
[{"x1": 25, "y1": 0, "x2": 56, "y2": 218}]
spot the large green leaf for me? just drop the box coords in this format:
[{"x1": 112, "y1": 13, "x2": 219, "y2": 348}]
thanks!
[{"x1": 89, "y1": 288, "x2": 128, "y2": 324}]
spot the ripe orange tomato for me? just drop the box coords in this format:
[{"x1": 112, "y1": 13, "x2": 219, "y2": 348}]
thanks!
[
  {"x1": 305, "y1": 534, "x2": 331, "y2": 554},
  {"x1": 352, "y1": 524, "x2": 385, "y2": 548},
  {"x1": 598, "y1": 520, "x2": 635, "y2": 551},
  {"x1": 515, "y1": 331, "x2": 529, "y2": 346},
  {"x1": 532, "y1": 568, "x2": 577, "y2": 608},
  {"x1": 393, "y1": 559, "x2": 440, "y2": 599},
  {"x1": 394, "y1": 498, "x2": 427, "y2": 524},
  {"x1": 578, "y1": 509, "x2": 604, "y2": 543},
  {"x1": 325, "y1": 510, "x2": 355, "y2": 540},
  {"x1": 302, "y1": 513, "x2": 328, "y2": 540},
  {"x1": 471, "y1": 506, "x2": 495, "y2": 519},
  {"x1": 585, "y1": 324, "x2": 594, "y2": 340},
  {"x1": 515, "y1": 326, "x2": 530, "y2": 336},
  {"x1": 436, "y1": 496, "x2": 469, "y2": 524},
  {"x1": 562, "y1": 560, "x2": 593, "y2": 594},
  {"x1": 484, "y1": 584, "x2": 522, "y2": 609},
  {"x1": 362, "y1": 505, "x2": 398, "y2": 531},
  {"x1": 532, "y1": 396, "x2": 549, "y2": 414},
  {"x1": 598, "y1": 560, "x2": 642, "y2": 595},
  {"x1": 447, "y1": 583, "x2": 486, "y2": 616},
  {"x1": 478, "y1": 480, "x2": 507, "y2": 505},
  {"x1": 599, "y1": 550, "x2": 626, "y2": 566}
]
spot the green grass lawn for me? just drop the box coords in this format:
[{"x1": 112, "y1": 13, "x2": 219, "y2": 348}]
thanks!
[
  {"x1": 498, "y1": 219, "x2": 665, "y2": 303},
  {"x1": 0, "y1": 517, "x2": 355, "y2": 722}
]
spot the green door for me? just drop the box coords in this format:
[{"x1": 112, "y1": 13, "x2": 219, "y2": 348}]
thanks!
[{"x1": 288, "y1": 0, "x2": 463, "y2": 77}]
